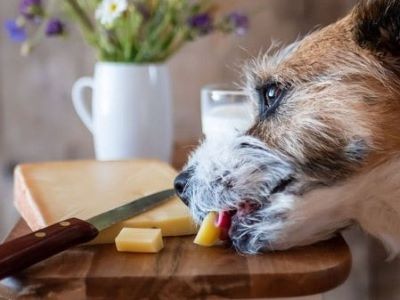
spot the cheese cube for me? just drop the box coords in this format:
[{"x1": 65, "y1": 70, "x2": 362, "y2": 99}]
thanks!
[
  {"x1": 194, "y1": 212, "x2": 221, "y2": 246},
  {"x1": 115, "y1": 228, "x2": 164, "y2": 253}
]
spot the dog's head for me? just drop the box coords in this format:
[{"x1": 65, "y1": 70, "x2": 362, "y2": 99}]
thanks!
[{"x1": 176, "y1": 0, "x2": 400, "y2": 254}]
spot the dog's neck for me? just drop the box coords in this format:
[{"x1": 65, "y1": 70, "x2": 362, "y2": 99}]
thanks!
[{"x1": 281, "y1": 155, "x2": 400, "y2": 258}]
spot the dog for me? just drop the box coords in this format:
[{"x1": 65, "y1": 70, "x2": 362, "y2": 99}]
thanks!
[{"x1": 174, "y1": 0, "x2": 400, "y2": 256}]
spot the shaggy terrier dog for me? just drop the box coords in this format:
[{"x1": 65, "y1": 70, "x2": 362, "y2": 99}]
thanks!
[{"x1": 175, "y1": 0, "x2": 400, "y2": 256}]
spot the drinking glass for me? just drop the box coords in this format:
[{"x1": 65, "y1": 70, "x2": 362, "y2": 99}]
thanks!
[{"x1": 201, "y1": 84, "x2": 254, "y2": 139}]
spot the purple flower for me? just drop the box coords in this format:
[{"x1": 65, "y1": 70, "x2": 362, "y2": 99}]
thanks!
[
  {"x1": 19, "y1": 0, "x2": 42, "y2": 20},
  {"x1": 226, "y1": 12, "x2": 249, "y2": 35},
  {"x1": 188, "y1": 13, "x2": 213, "y2": 35},
  {"x1": 45, "y1": 19, "x2": 64, "y2": 36},
  {"x1": 4, "y1": 19, "x2": 27, "y2": 42}
]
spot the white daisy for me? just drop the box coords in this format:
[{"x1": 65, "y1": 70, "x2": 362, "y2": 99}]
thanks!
[{"x1": 96, "y1": 0, "x2": 128, "y2": 27}]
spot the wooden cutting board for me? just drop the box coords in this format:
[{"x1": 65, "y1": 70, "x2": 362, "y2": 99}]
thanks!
[{"x1": 4, "y1": 220, "x2": 351, "y2": 299}]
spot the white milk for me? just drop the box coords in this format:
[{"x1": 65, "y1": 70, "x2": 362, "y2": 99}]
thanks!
[{"x1": 202, "y1": 103, "x2": 254, "y2": 138}]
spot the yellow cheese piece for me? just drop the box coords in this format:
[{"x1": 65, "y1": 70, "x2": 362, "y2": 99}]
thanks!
[
  {"x1": 194, "y1": 212, "x2": 220, "y2": 246},
  {"x1": 14, "y1": 160, "x2": 197, "y2": 244},
  {"x1": 115, "y1": 228, "x2": 163, "y2": 253}
]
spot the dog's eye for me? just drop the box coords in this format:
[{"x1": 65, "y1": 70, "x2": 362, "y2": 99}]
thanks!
[
  {"x1": 258, "y1": 83, "x2": 286, "y2": 118},
  {"x1": 264, "y1": 83, "x2": 283, "y2": 107}
]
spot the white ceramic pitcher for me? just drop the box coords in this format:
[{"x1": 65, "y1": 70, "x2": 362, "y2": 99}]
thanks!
[{"x1": 72, "y1": 62, "x2": 173, "y2": 162}]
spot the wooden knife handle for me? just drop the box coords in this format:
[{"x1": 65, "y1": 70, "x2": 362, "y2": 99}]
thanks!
[{"x1": 0, "y1": 218, "x2": 99, "y2": 280}]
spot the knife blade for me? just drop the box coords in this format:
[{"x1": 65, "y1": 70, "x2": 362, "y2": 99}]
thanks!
[{"x1": 0, "y1": 189, "x2": 176, "y2": 280}]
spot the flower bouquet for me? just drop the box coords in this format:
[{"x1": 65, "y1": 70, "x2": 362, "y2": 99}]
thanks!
[{"x1": 5, "y1": 0, "x2": 248, "y2": 61}]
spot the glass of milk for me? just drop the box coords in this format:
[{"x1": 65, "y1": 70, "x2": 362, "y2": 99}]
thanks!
[{"x1": 201, "y1": 84, "x2": 254, "y2": 139}]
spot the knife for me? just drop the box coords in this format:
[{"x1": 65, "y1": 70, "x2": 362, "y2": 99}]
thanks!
[{"x1": 0, "y1": 189, "x2": 176, "y2": 280}]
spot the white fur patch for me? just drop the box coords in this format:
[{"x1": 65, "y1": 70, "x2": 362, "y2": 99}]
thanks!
[{"x1": 185, "y1": 134, "x2": 293, "y2": 223}]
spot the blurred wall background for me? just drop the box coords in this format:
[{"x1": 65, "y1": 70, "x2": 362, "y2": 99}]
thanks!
[{"x1": 2, "y1": 0, "x2": 396, "y2": 299}]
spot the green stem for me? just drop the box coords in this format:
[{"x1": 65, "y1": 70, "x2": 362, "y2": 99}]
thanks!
[
  {"x1": 64, "y1": 0, "x2": 95, "y2": 33},
  {"x1": 159, "y1": 30, "x2": 188, "y2": 61}
]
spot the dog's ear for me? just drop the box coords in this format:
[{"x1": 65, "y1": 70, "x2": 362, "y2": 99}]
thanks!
[{"x1": 353, "y1": 0, "x2": 400, "y2": 57}]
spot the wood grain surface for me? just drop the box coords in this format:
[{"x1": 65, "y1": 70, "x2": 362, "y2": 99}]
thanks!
[{"x1": 2, "y1": 220, "x2": 351, "y2": 299}]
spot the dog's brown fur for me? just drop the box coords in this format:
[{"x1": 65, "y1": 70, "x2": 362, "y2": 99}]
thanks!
[{"x1": 245, "y1": 1, "x2": 400, "y2": 185}]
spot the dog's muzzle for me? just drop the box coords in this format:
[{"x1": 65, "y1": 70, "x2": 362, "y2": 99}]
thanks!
[{"x1": 172, "y1": 135, "x2": 301, "y2": 253}]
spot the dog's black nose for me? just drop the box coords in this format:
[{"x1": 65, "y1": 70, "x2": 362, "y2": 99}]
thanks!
[{"x1": 174, "y1": 170, "x2": 191, "y2": 205}]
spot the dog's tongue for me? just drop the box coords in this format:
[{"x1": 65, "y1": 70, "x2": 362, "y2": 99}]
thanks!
[
  {"x1": 215, "y1": 202, "x2": 259, "y2": 241},
  {"x1": 215, "y1": 211, "x2": 232, "y2": 241}
]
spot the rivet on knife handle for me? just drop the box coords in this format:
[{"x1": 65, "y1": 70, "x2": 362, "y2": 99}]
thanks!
[{"x1": 0, "y1": 218, "x2": 99, "y2": 280}]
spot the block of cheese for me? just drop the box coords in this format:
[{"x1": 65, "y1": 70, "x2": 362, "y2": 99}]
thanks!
[
  {"x1": 194, "y1": 212, "x2": 220, "y2": 247},
  {"x1": 115, "y1": 228, "x2": 163, "y2": 253},
  {"x1": 14, "y1": 160, "x2": 197, "y2": 244},
  {"x1": 93, "y1": 198, "x2": 197, "y2": 244}
]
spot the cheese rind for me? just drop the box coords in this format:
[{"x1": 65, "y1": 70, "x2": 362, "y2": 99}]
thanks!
[
  {"x1": 194, "y1": 212, "x2": 221, "y2": 247},
  {"x1": 14, "y1": 160, "x2": 197, "y2": 245},
  {"x1": 115, "y1": 228, "x2": 163, "y2": 253}
]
